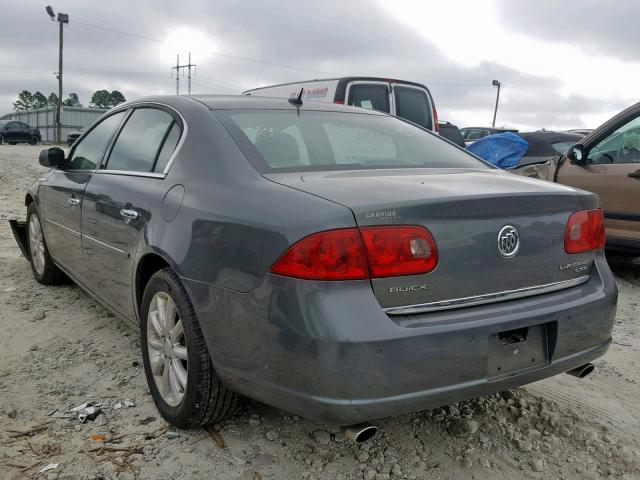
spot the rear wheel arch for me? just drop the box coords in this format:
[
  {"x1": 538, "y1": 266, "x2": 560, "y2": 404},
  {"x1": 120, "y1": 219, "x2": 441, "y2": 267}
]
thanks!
[
  {"x1": 25, "y1": 193, "x2": 34, "y2": 206},
  {"x1": 135, "y1": 252, "x2": 172, "y2": 313}
]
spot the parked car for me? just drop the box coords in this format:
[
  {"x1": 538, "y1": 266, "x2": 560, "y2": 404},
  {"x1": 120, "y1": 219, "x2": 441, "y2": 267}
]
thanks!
[
  {"x1": 244, "y1": 77, "x2": 438, "y2": 133},
  {"x1": 10, "y1": 95, "x2": 617, "y2": 435},
  {"x1": 438, "y1": 121, "x2": 465, "y2": 147},
  {"x1": 461, "y1": 126, "x2": 519, "y2": 146},
  {"x1": 66, "y1": 128, "x2": 83, "y2": 146},
  {"x1": 512, "y1": 106, "x2": 640, "y2": 254},
  {"x1": 514, "y1": 131, "x2": 583, "y2": 168},
  {"x1": 0, "y1": 120, "x2": 41, "y2": 145}
]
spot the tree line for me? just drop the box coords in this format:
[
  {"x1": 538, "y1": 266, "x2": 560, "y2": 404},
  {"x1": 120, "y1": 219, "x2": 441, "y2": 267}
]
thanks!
[{"x1": 13, "y1": 90, "x2": 126, "y2": 111}]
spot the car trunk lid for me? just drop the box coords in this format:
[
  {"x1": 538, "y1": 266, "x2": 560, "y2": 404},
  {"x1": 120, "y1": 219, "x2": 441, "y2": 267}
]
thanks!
[{"x1": 265, "y1": 168, "x2": 597, "y2": 310}]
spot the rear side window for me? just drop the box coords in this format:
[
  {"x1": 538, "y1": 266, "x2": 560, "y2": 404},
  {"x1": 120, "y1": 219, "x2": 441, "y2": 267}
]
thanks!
[
  {"x1": 67, "y1": 111, "x2": 126, "y2": 170},
  {"x1": 347, "y1": 84, "x2": 390, "y2": 113},
  {"x1": 106, "y1": 108, "x2": 174, "y2": 172},
  {"x1": 394, "y1": 86, "x2": 432, "y2": 130},
  {"x1": 154, "y1": 122, "x2": 181, "y2": 173}
]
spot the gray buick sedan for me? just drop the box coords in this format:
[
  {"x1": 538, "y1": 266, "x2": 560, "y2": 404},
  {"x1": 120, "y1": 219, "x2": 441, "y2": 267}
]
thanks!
[{"x1": 11, "y1": 95, "x2": 617, "y2": 435}]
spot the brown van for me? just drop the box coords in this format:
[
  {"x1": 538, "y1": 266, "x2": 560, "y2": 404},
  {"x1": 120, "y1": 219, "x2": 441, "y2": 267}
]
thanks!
[{"x1": 514, "y1": 103, "x2": 640, "y2": 254}]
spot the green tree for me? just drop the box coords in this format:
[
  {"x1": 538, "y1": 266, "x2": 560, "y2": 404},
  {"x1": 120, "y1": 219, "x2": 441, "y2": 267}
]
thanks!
[
  {"x1": 32, "y1": 91, "x2": 48, "y2": 109},
  {"x1": 63, "y1": 92, "x2": 82, "y2": 107},
  {"x1": 47, "y1": 93, "x2": 59, "y2": 107},
  {"x1": 13, "y1": 90, "x2": 33, "y2": 111},
  {"x1": 90, "y1": 89, "x2": 112, "y2": 109},
  {"x1": 90, "y1": 89, "x2": 126, "y2": 108},
  {"x1": 109, "y1": 90, "x2": 126, "y2": 106}
]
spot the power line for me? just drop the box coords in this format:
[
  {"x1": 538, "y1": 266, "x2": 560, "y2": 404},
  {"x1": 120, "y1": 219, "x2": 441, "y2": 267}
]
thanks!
[
  {"x1": 72, "y1": 18, "x2": 340, "y2": 76},
  {"x1": 68, "y1": 19, "x2": 634, "y2": 108}
]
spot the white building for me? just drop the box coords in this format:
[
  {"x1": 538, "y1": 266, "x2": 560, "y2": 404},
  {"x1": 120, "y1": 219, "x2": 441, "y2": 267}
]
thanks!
[{"x1": 0, "y1": 106, "x2": 107, "y2": 143}]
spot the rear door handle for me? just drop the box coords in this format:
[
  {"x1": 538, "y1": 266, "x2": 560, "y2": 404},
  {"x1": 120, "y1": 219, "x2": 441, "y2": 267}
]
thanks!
[
  {"x1": 628, "y1": 169, "x2": 640, "y2": 179},
  {"x1": 68, "y1": 197, "x2": 80, "y2": 206},
  {"x1": 120, "y1": 208, "x2": 139, "y2": 220}
]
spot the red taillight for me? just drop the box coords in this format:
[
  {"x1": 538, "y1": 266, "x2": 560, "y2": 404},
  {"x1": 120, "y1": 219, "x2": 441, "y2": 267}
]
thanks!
[
  {"x1": 564, "y1": 209, "x2": 605, "y2": 254},
  {"x1": 334, "y1": 99, "x2": 344, "y2": 104},
  {"x1": 361, "y1": 226, "x2": 438, "y2": 277},
  {"x1": 432, "y1": 104, "x2": 439, "y2": 133},
  {"x1": 270, "y1": 229, "x2": 369, "y2": 280},
  {"x1": 270, "y1": 226, "x2": 438, "y2": 280}
]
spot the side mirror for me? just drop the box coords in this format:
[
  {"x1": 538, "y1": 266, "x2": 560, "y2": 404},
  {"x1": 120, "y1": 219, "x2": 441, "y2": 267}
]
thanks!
[
  {"x1": 39, "y1": 147, "x2": 66, "y2": 168},
  {"x1": 567, "y1": 144, "x2": 587, "y2": 166}
]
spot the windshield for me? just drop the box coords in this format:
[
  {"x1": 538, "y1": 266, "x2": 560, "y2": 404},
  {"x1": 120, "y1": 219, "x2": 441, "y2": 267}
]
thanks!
[{"x1": 217, "y1": 110, "x2": 488, "y2": 173}]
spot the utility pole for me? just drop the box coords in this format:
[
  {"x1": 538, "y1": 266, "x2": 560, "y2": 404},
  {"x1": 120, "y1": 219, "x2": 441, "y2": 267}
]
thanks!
[
  {"x1": 46, "y1": 6, "x2": 69, "y2": 144},
  {"x1": 491, "y1": 79, "x2": 501, "y2": 128},
  {"x1": 171, "y1": 53, "x2": 196, "y2": 95}
]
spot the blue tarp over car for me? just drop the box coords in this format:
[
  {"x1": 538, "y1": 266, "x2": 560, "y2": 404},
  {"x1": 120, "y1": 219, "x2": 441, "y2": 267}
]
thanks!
[{"x1": 467, "y1": 132, "x2": 529, "y2": 169}]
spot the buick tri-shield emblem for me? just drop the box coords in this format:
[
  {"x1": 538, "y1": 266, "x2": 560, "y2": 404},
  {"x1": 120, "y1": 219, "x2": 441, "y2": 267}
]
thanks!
[{"x1": 497, "y1": 225, "x2": 520, "y2": 258}]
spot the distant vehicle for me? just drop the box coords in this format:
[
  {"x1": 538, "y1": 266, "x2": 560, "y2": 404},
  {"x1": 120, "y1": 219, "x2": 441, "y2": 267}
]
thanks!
[
  {"x1": 243, "y1": 77, "x2": 438, "y2": 133},
  {"x1": 515, "y1": 131, "x2": 583, "y2": 168},
  {"x1": 460, "y1": 127, "x2": 519, "y2": 146},
  {"x1": 567, "y1": 129, "x2": 593, "y2": 136},
  {"x1": 0, "y1": 120, "x2": 41, "y2": 145},
  {"x1": 513, "y1": 105, "x2": 640, "y2": 254},
  {"x1": 438, "y1": 121, "x2": 465, "y2": 147},
  {"x1": 66, "y1": 129, "x2": 83, "y2": 146}
]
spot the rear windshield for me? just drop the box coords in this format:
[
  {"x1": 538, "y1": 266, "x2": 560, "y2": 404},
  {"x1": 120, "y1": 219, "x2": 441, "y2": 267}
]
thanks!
[{"x1": 217, "y1": 109, "x2": 488, "y2": 173}]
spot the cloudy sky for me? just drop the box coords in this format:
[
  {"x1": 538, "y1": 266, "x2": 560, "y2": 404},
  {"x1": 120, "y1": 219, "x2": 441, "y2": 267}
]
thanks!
[{"x1": 1, "y1": 0, "x2": 638, "y2": 130}]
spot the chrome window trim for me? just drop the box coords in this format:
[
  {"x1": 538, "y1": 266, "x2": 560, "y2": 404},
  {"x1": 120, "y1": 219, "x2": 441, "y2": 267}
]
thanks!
[
  {"x1": 384, "y1": 275, "x2": 590, "y2": 315},
  {"x1": 93, "y1": 170, "x2": 166, "y2": 179}
]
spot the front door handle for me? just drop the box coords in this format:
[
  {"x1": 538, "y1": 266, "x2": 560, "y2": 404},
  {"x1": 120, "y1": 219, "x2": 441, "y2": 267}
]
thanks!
[
  {"x1": 120, "y1": 208, "x2": 139, "y2": 220},
  {"x1": 68, "y1": 197, "x2": 81, "y2": 207},
  {"x1": 628, "y1": 169, "x2": 640, "y2": 179}
]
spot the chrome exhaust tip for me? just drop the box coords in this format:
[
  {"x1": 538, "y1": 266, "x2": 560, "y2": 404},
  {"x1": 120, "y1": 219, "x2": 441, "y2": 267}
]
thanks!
[
  {"x1": 567, "y1": 363, "x2": 595, "y2": 378},
  {"x1": 343, "y1": 423, "x2": 378, "y2": 443}
]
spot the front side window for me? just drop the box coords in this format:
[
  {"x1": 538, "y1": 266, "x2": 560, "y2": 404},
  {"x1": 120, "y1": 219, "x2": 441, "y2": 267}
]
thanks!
[
  {"x1": 394, "y1": 86, "x2": 432, "y2": 130},
  {"x1": 106, "y1": 108, "x2": 175, "y2": 172},
  {"x1": 67, "y1": 111, "x2": 126, "y2": 170},
  {"x1": 218, "y1": 109, "x2": 488, "y2": 173},
  {"x1": 589, "y1": 116, "x2": 640, "y2": 164},
  {"x1": 347, "y1": 84, "x2": 390, "y2": 113}
]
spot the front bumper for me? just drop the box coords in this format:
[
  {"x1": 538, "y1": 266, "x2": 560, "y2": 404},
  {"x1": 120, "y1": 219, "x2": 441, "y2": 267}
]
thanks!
[{"x1": 184, "y1": 254, "x2": 617, "y2": 425}]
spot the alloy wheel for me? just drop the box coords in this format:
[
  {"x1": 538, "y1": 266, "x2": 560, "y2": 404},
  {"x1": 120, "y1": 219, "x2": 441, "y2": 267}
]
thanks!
[
  {"x1": 28, "y1": 214, "x2": 46, "y2": 276},
  {"x1": 146, "y1": 292, "x2": 188, "y2": 406}
]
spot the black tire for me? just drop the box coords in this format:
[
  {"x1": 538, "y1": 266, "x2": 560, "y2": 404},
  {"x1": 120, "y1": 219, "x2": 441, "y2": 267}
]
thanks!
[
  {"x1": 29, "y1": 136, "x2": 39, "y2": 145},
  {"x1": 140, "y1": 268, "x2": 241, "y2": 428},
  {"x1": 0, "y1": 134, "x2": 4, "y2": 145},
  {"x1": 8, "y1": 142, "x2": 17, "y2": 145},
  {"x1": 26, "y1": 203, "x2": 64, "y2": 285}
]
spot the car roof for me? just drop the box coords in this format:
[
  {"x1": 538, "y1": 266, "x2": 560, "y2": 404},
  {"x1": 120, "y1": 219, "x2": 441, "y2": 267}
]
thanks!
[
  {"x1": 117, "y1": 94, "x2": 386, "y2": 115},
  {"x1": 518, "y1": 131, "x2": 583, "y2": 157}
]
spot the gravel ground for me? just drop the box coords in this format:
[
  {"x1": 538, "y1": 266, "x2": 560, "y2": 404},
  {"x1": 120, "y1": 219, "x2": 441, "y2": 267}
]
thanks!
[{"x1": 0, "y1": 145, "x2": 639, "y2": 480}]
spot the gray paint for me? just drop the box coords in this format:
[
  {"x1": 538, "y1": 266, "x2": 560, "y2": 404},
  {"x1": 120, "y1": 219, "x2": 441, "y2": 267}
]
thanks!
[{"x1": 20, "y1": 94, "x2": 618, "y2": 425}]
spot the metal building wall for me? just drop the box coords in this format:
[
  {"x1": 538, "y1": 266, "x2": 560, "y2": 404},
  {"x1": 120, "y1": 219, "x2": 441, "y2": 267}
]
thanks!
[{"x1": 0, "y1": 107, "x2": 107, "y2": 143}]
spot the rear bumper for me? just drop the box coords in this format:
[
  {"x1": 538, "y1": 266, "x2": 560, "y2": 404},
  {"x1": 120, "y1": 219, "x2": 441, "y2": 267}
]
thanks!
[{"x1": 184, "y1": 254, "x2": 617, "y2": 425}]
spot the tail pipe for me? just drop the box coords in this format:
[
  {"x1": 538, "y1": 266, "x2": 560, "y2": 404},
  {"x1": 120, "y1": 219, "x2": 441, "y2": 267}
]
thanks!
[
  {"x1": 343, "y1": 423, "x2": 378, "y2": 443},
  {"x1": 566, "y1": 363, "x2": 595, "y2": 378}
]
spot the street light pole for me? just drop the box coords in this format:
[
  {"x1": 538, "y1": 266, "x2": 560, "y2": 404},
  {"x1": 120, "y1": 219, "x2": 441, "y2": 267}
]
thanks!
[
  {"x1": 491, "y1": 79, "x2": 501, "y2": 128},
  {"x1": 46, "y1": 6, "x2": 69, "y2": 144}
]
